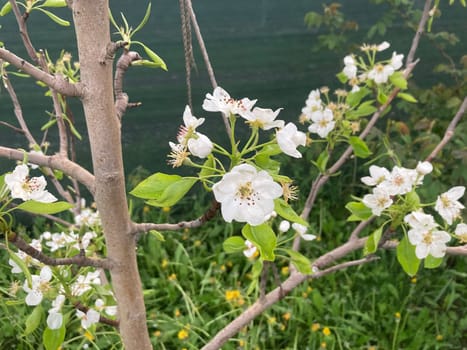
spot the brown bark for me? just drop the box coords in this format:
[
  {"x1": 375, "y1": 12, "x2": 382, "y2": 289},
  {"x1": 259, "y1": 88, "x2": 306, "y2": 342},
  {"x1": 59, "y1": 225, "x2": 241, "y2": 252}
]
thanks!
[{"x1": 71, "y1": 1, "x2": 151, "y2": 349}]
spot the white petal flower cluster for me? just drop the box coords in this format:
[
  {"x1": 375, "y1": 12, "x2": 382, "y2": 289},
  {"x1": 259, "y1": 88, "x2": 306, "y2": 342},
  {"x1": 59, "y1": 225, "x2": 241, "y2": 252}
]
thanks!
[
  {"x1": 300, "y1": 90, "x2": 336, "y2": 139},
  {"x1": 212, "y1": 164, "x2": 283, "y2": 226},
  {"x1": 404, "y1": 211, "x2": 451, "y2": 259},
  {"x1": 41, "y1": 230, "x2": 96, "y2": 252},
  {"x1": 5, "y1": 164, "x2": 57, "y2": 203},
  {"x1": 70, "y1": 270, "x2": 101, "y2": 296},
  {"x1": 75, "y1": 199, "x2": 101, "y2": 227},
  {"x1": 242, "y1": 107, "x2": 284, "y2": 130},
  {"x1": 343, "y1": 55, "x2": 357, "y2": 79},
  {"x1": 361, "y1": 162, "x2": 432, "y2": 216},
  {"x1": 202, "y1": 86, "x2": 257, "y2": 118}
]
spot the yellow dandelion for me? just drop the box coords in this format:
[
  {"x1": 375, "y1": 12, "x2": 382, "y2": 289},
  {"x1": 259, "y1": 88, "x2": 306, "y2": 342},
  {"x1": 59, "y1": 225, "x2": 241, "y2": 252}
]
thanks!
[
  {"x1": 267, "y1": 317, "x2": 277, "y2": 325},
  {"x1": 174, "y1": 309, "x2": 181, "y2": 317},
  {"x1": 153, "y1": 330, "x2": 161, "y2": 337},
  {"x1": 311, "y1": 323, "x2": 321, "y2": 332},
  {"x1": 282, "y1": 312, "x2": 291, "y2": 321},
  {"x1": 84, "y1": 330, "x2": 94, "y2": 341},
  {"x1": 220, "y1": 265, "x2": 226, "y2": 272},
  {"x1": 322, "y1": 327, "x2": 331, "y2": 336},
  {"x1": 436, "y1": 334, "x2": 443, "y2": 341},
  {"x1": 394, "y1": 312, "x2": 401, "y2": 320},
  {"x1": 143, "y1": 205, "x2": 150, "y2": 213},
  {"x1": 168, "y1": 273, "x2": 177, "y2": 281},
  {"x1": 178, "y1": 329, "x2": 189, "y2": 340},
  {"x1": 279, "y1": 323, "x2": 286, "y2": 331},
  {"x1": 320, "y1": 341, "x2": 327, "y2": 349},
  {"x1": 411, "y1": 277, "x2": 417, "y2": 284},
  {"x1": 225, "y1": 289, "x2": 241, "y2": 301},
  {"x1": 161, "y1": 259, "x2": 168, "y2": 269},
  {"x1": 239, "y1": 339, "x2": 245, "y2": 347},
  {"x1": 302, "y1": 292, "x2": 308, "y2": 298},
  {"x1": 281, "y1": 266, "x2": 289, "y2": 276},
  {"x1": 162, "y1": 206, "x2": 171, "y2": 213},
  {"x1": 194, "y1": 240, "x2": 202, "y2": 247}
]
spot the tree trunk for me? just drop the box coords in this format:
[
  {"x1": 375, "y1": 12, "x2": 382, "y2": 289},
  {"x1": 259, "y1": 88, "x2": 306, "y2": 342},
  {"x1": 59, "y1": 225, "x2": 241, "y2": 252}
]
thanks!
[{"x1": 71, "y1": 1, "x2": 152, "y2": 348}]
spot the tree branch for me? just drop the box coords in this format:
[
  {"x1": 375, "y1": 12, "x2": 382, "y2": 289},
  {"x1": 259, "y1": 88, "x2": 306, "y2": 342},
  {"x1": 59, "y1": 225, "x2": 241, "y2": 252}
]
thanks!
[
  {"x1": 406, "y1": 0, "x2": 433, "y2": 66},
  {"x1": 8, "y1": 0, "x2": 38, "y2": 63},
  {"x1": 114, "y1": 51, "x2": 142, "y2": 121},
  {"x1": 0, "y1": 48, "x2": 82, "y2": 97},
  {"x1": 6, "y1": 231, "x2": 112, "y2": 270}
]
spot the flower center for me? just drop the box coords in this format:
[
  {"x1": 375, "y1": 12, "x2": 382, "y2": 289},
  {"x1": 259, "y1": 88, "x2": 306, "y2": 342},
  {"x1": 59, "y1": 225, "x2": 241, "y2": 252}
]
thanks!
[
  {"x1": 374, "y1": 64, "x2": 384, "y2": 73},
  {"x1": 440, "y1": 194, "x2": 451, "y2": 208},
  {"x1": 422, "y1": 232, "x2": 433, "y2": 245},
  {"x1": 235, "y1": 182, "x2": 258, "y2": 206}
]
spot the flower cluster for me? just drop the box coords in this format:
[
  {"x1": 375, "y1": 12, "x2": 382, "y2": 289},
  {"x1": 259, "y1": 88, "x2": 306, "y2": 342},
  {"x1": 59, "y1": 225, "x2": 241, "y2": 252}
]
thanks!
[
  {"x1": 301, "y1": 88, "x2": 338, "y2": 138},
  {"x1": 360, "y1": 161, "x2": 466, "y2": 259},
  {"x1": 341, "y1": 41, "x2": 404, "y2": 90}
]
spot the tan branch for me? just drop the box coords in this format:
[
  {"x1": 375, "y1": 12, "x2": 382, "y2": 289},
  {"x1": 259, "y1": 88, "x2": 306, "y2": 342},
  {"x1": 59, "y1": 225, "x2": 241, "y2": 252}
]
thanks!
[
  {"x1": 8, "y1": 0, "x2": 38, "y2": 63},
  {"x1": 114, "y1": 51, "x2": 142, "y2": 121},
  {"x1": 0, "y1": 48, "x2": 82, "y2": 97},
  {"x1": 406, "y1": 0, "x2": 433, "y2": 66}
]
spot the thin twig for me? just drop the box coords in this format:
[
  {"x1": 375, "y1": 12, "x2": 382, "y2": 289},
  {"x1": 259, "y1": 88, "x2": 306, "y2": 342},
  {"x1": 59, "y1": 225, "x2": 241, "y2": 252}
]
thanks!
[
  {"x1": 6, "y1": 232, "x2": 112, "y2": 270},
  {"x1": 406, "y1": 0, "x2": 433, "y2": 66},
  {"x1": 8, "y1": 0, "x2": 38, "y2": 63},
  {"x1": 425, "y1": 97, "x2": 467, "y2": 162}
]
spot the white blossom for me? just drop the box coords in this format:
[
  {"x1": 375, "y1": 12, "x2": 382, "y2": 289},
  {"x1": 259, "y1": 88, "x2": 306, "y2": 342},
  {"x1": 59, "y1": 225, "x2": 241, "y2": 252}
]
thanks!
[
  {"x1": 380, "y1": 166, "x2": 417, "y2": 196},
  {"x1": 362, "y1": 187, "x2": 393, "y2": 216},
  {"x1": 71, "y1": 270, "x2": 101, "y2": 296},
  {"x1": 187, "y1": 132, "x2": 213, "y2": 158},
  {"x1": 76, "y1": 309, "x2": 100, "y2": 329},
  {"x1": 278, "y1": 220, "x2": 291, "y2": 233},
  {"x1": 416, "y1": 161, "x2": 433, "y2": 176},
  {"x1": 212, "y1": 164, "x2": 283, "y2": 226},
  {"x1": 292, "y1": 223, "x2": 316, "y2": 241},
  {"x1": 23, "y1": 266, "x2": 53, "y2": 306},
  {"x1": 408, "y1": 228, "x2": 450, "y2": 259},
  {"x1": 377, "y1": 41, "x2": 390, "y2": 51},
  {"x1": 390, "y1": 52, "x2": 404, "y2": 70},
  {"x1": 343, "y1": 55, "x2": 357, "y2": 79},
  {"x1": 361, "y1": 165, "x2": 390, "y2": 187},
  {"x1": 276, "y1": 123, "x2": 306, "y2": 158},
  {"x1": 368, "y1": 64, "x2": 394, "y2": 84},
  {"x1": 47, "y1": 312, "x2": 63, "y2": 330},
  {"x1": 8, "y1": 239, "x2": 42, "y2": 273},
  {"x1": 202, "y1": 86, "x2": 256, "y2": 118},
  {"x1": 5, "y1": 164, "x2": 57, "y2": 203},
  {"x1": 241, "y1": 107, "x2": 284, "y2": 130},
  {"x1": 435, "y1": 186, "x2": 465, "y2": 225},
  {"x1": 455, "y1": 223, "x2": 467, "y2": 243},
  {"x1": 95, "y1": 298, "x2": 118, "y2": 317},
  {"x1": 404, "y1": 210, "x2": 438, "y2": 231},
  {"x1": 243, "y1": 240, "x2": 257, "y2": 258},
  {"x1": 307, "y1": 108, "x2": 335, "y2": 138}
]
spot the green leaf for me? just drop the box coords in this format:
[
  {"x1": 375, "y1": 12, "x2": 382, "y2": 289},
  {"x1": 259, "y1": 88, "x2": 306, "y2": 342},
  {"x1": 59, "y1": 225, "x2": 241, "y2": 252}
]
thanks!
[
  {"x1": 397, "y1": 92, "x2": 418, "y2": 103},
  {"x1": 254, "y1": 146, "x2": 281, "y2": 174},
  {"x1": 345, "y1": 201, "x2": 372, "y2": 221},
  {"x1": 346, "y1": 100, "x2": 377, "y2": 119},
  {"x1": 41, "y1": 0, "x2": 67, "y2": 7},
  {"x1": 149, "y1": 229, "x2": 165, "y2": 242},
  {"x1": 377, "y1": 89, "x2": 388, "y2": 104},
  {"x1": 348, "y1": 136, "x2": 372, "y2": 158},
  {"x1": 396, "y1": 236, "x2": 420, "y2": 276},
  {"x1": 242, "y1": 224, "x2": 277, "y2": 261},
  {"x1": 133, "y1": 42, "x2": 167, "y2": 71},
  {"x1": 311, "y1": 149, "x2": 329, "y2": 173},
  {"x1": 336, "y1": 71, "x2": 348, "y2": 84},
  {"x1": 41, "y1": 119, "x2": 57, "y2": 131},
  {"x1": 363, "y1": 226, "x2": 383, "y2": 255},
  {"x1": 283, "y1": 249, "x2": 312, "y2": 274},
  {"x1": 389, "y1": 71, "x2": 407, "y2": 89},
  {"x1": 132, "y1": 2, "x2": 152, "y2": 35},
  {"x1": 25, "y1": 305, "x2": 43, "y2": 336},
  {"x1": 346, "y1": 87, "x2": 370, "y2": 107},
  {"x1": 34, "y1": 8, "x2": 70, "y2": 26},
  {"x1": 223, "y1": 236, "x2": 245, "y2": 254},
  {"x1": 145, "y1": 177, "x2": 197, "y2": 207},
  {"x1": 43, "y1": 324, "x2": 66, "y2": 350},
  {"x1": 0, "y1": 1, "x2": 12, "y2": 16},
  {"x1": 274, "y1": 199, "x2": 308, "y2": 226},
  {"x1": 131, "y1": 173, "x2": 182, "y2": 199},
  {"x1": 199, "y1": 155, "x2": 215, "y2": 178},
  {"x1": 424, "y1": 255, "x2": 443, "y2": 269},
  {"x1": 16, "y1": 201, "x2": 73, "y2": 215}
]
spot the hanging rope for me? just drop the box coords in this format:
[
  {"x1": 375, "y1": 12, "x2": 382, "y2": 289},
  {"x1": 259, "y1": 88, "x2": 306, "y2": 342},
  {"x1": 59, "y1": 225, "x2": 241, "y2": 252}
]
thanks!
[{"x1": 179, "y1": 0, "x2": 196, "y2": 110}]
